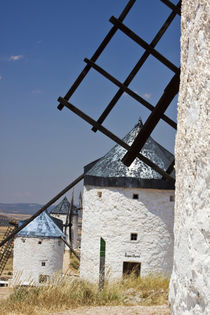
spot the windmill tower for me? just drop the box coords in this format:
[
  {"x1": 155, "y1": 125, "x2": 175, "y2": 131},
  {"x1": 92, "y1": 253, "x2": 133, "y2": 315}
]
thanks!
[
  {"x1": 80, "y1": 120, "x2": 175, "y2": 283},
  {"x1": 12, "y1": 211, "x2": 65, "y2": 286},
  {"x1": 50, "y1": 195, "x2": 79, "y2": 251}
]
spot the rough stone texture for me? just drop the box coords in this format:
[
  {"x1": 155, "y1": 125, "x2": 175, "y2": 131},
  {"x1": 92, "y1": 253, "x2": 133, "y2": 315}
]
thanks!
[
  {"x1": 169, "y1": 1, "x2": 210, "y2": 314},
  {"x1": 12, "y1": 237, "x2": 64, "y2": 285},
  {"x1": 80, "y1": 186, "x2": 174, "y2": 282}
]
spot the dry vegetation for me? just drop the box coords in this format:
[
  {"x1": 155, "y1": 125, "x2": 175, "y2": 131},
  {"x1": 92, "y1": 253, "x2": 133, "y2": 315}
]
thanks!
[{"x1": 0, "y1": 274, "x2": 169, "y2": 315}]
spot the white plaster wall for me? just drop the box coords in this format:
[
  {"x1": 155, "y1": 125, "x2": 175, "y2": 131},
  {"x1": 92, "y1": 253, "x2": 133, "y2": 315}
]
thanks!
[
  {"x1": 51, "y1": 213, "x2": 70, "y2": 250},
  {"x1": 169, "y1": 1, "x2": 210, "y2": 314},
  {"x1": 12, "y1": 237, "x2": 64, "y2": 286},
  {"x1": 80, "y1": 185, "x2": 174, "y2": 282},
  {"x1": 71, "y1": 214, "x2": 78, "y2": 249}
]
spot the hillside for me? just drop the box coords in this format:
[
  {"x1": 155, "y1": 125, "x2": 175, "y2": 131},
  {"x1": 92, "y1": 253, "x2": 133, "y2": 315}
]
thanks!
[{"x1": 0, "y1": 203, "x2": 51, "y2": 215}]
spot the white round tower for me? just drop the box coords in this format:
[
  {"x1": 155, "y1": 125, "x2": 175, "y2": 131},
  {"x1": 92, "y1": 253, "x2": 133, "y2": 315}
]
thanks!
[
  {"x1": 80, "y1": 121, "x2": 175, "y2": 283},
  {"x1": 12, "y1": 211, "x2": 65, "y2": 286}
]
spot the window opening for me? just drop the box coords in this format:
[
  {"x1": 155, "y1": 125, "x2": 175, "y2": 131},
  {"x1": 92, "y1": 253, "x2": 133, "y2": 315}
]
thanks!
[
  {"x1": 39, "y1": 275, "x2": 49, "y2": 283},
  {"x1": 170, "y1": 195, "x2": 175, "y2": 202},
  {"x1": 133, "y1": 194, "x2": 139, "y2": 200},
  {"x1": 97, "y1": 191, "x2": 102, "y2": 198},
  {"x1": 123, "y1": 262, "x2": 141, "y2": 277},
  {"x1": 41, "y1": 262, "x2": 46, "y2": 266},
  {"x1": 130, "y1": 233, "x2": 138, "y2": 241}
]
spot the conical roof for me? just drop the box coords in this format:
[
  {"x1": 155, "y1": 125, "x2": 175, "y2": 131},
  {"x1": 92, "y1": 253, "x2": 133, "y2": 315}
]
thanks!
[
  {"x1": 17, "y1": 211, "x2": 65, "y2": 238},
  {"x1": 50, "y1": 197, "x2": 70, "y2": 215},
  {"x1": 84, "y1": 120, "x2": 174, "y2": 189}
]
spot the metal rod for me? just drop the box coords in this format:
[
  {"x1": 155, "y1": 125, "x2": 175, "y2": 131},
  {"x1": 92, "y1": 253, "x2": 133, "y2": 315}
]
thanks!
[
  {"x1": 0, "y1": 174, "x2": 84, "y2": 248},
  {"x1": 92, "y1": 2, "x2": 181, "y2": 132},
  {"x1": 61, "y1": 237, "x2": 80, "y2": 261},
  {"x1": 58, "y1": 97, "x2": 175, "y2": 183},
  {"x1": 57, "y1": 0, "x2": 136, "y2": 111},
  {"x1": 160, "y1": 0, "x2": 181, "y2": 15},
  {"x1": 122, "y1": 70, "x2": 180, "y2": 166},
  {"x1": 109, "y1": 17, "x2": 178, "y2": 73},
  {"x1": 84, "y1": 58, "x2": 177, "y2": 129}
]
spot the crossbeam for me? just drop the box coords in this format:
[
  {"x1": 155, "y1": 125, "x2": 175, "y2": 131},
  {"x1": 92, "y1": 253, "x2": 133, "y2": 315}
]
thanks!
[
  {"x1": 57, "y1": 0, "x2": 136, "y2": 111},
  {"x1": 58, "y1": 97, "x2": 175, "y2": 183},
  {"x1": 109, "y1": 17, "x2": 178, "y2": 73},
  {"x1": 122, "y1": 69, "x2": 180, "y2": 166},
  {"x1": 84, "y1": 58, "x2": 177, "y2": 129},
  {"x1": 0, "y1": 174, "x2": 84, "y2": 248}
]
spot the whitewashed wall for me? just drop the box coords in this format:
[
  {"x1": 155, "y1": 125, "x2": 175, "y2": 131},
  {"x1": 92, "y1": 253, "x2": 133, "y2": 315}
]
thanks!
[
  {"x1": 80, "y1": 185, "x2": 174, "y2": 282},
  {"x1": 51, "y1": 213, "x2": 70, "y2": 250},
  {"x1": 169, "y1": 1, "x2": 210, "y2": 314},
  {"x1": 12, "y1": 237, "x2": 64, "y2": 286},
  {"x1": 71, "y1": 214, "x2": 78, "y2": 249}
]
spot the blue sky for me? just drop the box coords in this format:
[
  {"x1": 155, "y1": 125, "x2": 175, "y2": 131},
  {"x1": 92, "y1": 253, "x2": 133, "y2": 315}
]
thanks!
[{"x1": 0, "y1": 0, "x2": 180, "y2": 204}]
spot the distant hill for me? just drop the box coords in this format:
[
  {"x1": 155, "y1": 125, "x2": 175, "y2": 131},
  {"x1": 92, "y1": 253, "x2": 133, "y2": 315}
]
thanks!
[
  {"x1": 0, "y1": 214, "x2": 10, "y2": 226},
  {"x1": 0, "y1": 203, "x2": 53, "y2": 215}
]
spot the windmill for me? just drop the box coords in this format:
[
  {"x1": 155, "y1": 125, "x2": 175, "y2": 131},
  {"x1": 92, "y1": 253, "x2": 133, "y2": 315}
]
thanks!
[{"x1": 0, "y1": 0, "x2": 180, "y2": 278}]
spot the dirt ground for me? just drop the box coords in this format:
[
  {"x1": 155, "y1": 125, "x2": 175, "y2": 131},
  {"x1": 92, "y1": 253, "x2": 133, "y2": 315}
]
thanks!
[
  {"x1": 0, "y1": 287, "x2": 13, "y2": 300},
  {"x1": 50, "y1": 305, "x2": 170, "y2": 315}
]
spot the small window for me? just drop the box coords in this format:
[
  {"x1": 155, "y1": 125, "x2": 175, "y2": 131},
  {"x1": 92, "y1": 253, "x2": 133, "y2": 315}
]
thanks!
[
  {"x1": 170, "y1": 195, "x2": 175, "y2": 202},
  {"x1": 58, "y1": 240, "x2": 62, "y2": 246},
  {"x1": 39, "y1": 275, "x2": 49, "y2": 283},
  {"x1": 133, "y1": 194, "x2": 139, "y2": 200},
  {"x1": 41, "y1": 262, "x2": 46, "y2": 267},
  {"x1": 21, "y1": 238, "x2": 25, "y2": 243},
  {"x1": 97, "y1": 191, "x2": 102, "y2": 198},
  {"x1": 38, "y1": 241, "x2": 42, "y2": 244},
  {"x1": 130, "y1": 233, "x2": 138, "y2": 241}
]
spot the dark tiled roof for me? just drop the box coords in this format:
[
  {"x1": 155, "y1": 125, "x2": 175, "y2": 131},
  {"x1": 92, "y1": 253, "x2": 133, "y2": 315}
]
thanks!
[
  {"x1": 84, "y1": 120, "x2": 174, "y2": 189},
  {"x1": 17, "y1": 211, "x2": 64, "y2": 238},
  {"x1": 50, "y1": 197, "x2": 70, "y2": 215}
]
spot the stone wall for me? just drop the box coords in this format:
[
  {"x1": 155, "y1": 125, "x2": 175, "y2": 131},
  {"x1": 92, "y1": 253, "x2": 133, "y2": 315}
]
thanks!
[
  {"x1": 12, "y1": 237, "x2": 64, "y2": 285},
  {"x1": 80, "y1": 185, "x2": 174, "y2": 282},
  {"x1": 169, "y1": 1, "x2": 210, "y2": 314}
]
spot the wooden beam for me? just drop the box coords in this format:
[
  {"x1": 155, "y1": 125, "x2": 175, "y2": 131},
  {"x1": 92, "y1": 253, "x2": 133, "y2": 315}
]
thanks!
[
  {"x1": 57, "y1": 0, "x2": 136, "y2": 111},
  {"x1": 84, "y1": 58, "x2": 177, "y2": 129},
  {"x1": 109, "y1": 17, "x2": 178, "y2": 73},
  {"x1": 92, "y1": 2, "x2": 181, "y2": 132},
  {"x1": 160, "y1": 0, "x2": 181, "y2": 15},
  {"x1": 61, "y1": 237, "x2": 80, "y2": 261},
  {"x1": 0, "y1": 174, "x2": 84, "y2": 248},
  {"x1": 58, "y1": 97, "x2": 175, "y2": 183},
  {"x1": 122, "y1": 70, "x2": 180, "y2": 167},
  {"x1": 164, "y1": 160, "x2": 175, "y2": 179}
]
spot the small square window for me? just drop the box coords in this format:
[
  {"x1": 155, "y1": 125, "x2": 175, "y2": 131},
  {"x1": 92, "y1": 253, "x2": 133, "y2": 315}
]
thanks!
[
  {"x1": 39, "y1": 275, "x2": 49, "y2": 283},
  {"x1": 38, "y1": 241, "x2": 42, "y2": 244},
  {"x1": 97, "y1": 191, "x2": 102, "y2": 198},
  {"x1": 170, "y1": 195, "x2": 175, "y2": 202},
  {"x1": 41, "y1": 262, "x2": 46, "y2": 267},
  {"x1": 133, "y1": 194, "x2": 139, "y2": 200},
  {"x1": 130, "y1": 233, "x2": 138, "y2": 241}
]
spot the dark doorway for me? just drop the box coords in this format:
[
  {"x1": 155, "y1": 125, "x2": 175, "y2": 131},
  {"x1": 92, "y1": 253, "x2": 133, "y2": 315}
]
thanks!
[{"x1": 123, "y1": 262, "x2": 141, "y2": 277}]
